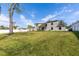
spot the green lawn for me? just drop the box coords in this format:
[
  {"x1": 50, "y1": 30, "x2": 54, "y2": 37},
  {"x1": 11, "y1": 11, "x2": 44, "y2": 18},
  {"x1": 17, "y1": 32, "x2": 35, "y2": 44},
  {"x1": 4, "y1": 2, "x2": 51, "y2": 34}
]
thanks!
[{"x1": 0, "y1": 31, "x2": 79, "y2": 56}]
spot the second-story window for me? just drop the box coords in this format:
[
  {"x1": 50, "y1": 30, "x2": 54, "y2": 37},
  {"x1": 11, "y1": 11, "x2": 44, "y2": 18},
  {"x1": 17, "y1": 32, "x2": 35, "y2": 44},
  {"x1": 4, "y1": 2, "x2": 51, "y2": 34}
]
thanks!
[{"x1": 51, "y1": 22, "x2": 53, "y2": 25}]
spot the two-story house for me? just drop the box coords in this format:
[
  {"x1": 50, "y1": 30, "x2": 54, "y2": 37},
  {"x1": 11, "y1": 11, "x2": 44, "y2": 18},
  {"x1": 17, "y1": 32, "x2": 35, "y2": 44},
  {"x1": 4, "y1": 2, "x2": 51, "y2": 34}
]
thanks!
[{"x1": 35, "y1": 20, "x2": 67, "y2": 31}]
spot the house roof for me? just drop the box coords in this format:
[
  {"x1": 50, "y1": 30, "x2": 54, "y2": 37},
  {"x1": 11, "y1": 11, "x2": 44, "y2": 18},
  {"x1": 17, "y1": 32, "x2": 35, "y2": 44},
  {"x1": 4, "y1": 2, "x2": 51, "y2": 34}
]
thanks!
[
  {"x1": 70, "y1": 21, "x2": 79, "y2": 26},
  {"x1": 35, "y1": 23, "x2": 43, "y2": 27},
  {"x1": 35, "y1": 23, "x2": 46, "y2": 27},
  {"x1": 46, "y1": 20, "x2": 59, "y2": 23},
  {"x1": 39, "y1": 23, "x2": 46, "y2": 28},
  {"x1": 57, "y1": 24, "x2": 65, "y2": 27},
  {"x1": 35, "y1": 20, "x2": 59, "y2": 25},
  {"x1": 35, "y1": 20, "x2": 65, "y2": 27},
  {"x1": 35, "y1": 22, "x2": 43, "y2": 24}
]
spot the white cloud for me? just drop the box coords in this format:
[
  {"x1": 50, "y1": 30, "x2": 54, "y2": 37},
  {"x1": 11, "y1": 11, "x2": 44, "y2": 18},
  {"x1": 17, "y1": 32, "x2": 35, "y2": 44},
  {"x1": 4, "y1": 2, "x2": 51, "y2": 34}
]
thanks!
[
  {"x1": 57, "y1": 6, "x2": 67, "y2": 15},
  {"x1": 20, "y1": 15, "x2": 25, "y2": 19},
  {"x1": 0, "y1": 14, "x2": 16, "y2": 27},
  {"x1": 74, "y1": 11, "x2": 79, "y2": 15},
  {"x1": 41, "y1": 6, "x2": 74, "y2": 23},
  {"x1": 20, "y1": 15, "x2": 34, "y2": 27},
  {"x1": 31, "y1": 14, "x2": 35, "y2": 18},
  {"x1": 0, "y1": 14, "x2": 9, "y2": 22},
  {"x1": 41, "y1": 7, "x2": 67, "y2": 21},
  {"x1": 0, "y1": 14, "x2": 34, "y2": 28},
  {"x1": 41, "y1": 7, "x2": 67, "y2": 22},
  {"x1": 0, "y1": 14, "x2": 9, "y2": 27},
  {"x1": 56, "y1": 6, "x2": 73, "y2": 16},
  {"x1": 41, "y1": 14, "x2": 56, "y2": 22},
  {"x1": 65, "y1": 9, "x2": 72, "y2": 12}
]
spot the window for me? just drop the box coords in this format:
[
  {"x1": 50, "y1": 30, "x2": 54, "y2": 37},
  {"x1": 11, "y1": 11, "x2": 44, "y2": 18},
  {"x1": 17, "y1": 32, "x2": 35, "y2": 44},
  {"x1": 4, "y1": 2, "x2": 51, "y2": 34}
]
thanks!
[
  {"x1": 59, "y1": 27, "x2": 61, "y2": 30},
  {"x1": 51, "y1": 23, "x2": 53, "y2": 25},
  {"x1": 51, "y1": 27, "x2": 53, "y2": 30}
]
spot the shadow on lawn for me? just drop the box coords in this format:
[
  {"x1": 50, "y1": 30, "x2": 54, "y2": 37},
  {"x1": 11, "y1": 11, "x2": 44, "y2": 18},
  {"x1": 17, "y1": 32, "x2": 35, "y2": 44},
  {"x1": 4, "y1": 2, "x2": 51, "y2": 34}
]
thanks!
[
  {"x1": 72, "y1": 31, "x2": 79, "y2": 40},
  {"x1": 0, "y1": 34, "x2": 13, "y2": 40}
]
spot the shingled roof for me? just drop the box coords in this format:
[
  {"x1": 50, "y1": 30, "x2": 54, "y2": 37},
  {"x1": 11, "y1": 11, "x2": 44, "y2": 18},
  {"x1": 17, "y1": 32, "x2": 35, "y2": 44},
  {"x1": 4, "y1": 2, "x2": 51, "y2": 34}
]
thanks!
[{"x1": 46, "y1": 20, "x2": 59, "y2": 23}]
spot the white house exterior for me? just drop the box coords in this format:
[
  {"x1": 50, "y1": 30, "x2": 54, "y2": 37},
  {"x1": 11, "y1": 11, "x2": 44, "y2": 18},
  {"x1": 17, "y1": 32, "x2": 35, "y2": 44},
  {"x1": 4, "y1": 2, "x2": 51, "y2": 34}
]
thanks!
[
  {"x1": 70, "y1": 21, "x2": 79, "y2": 31},
  {"x1": 35, "y1": 20, "x2": 67, "y2": 31}
]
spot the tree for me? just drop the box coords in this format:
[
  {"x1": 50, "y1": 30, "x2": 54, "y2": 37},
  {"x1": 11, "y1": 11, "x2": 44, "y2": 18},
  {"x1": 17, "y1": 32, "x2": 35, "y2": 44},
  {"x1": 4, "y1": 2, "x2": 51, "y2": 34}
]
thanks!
[
  {"x1": 13, "y1": 25, "x2": 18, "y2": 29},
  {"x1": 27, "y1": 25, "x2": 33, "y2": 31},
  {"x1": 58, "y1": 20, "x2": 67, "y2": 27},
  {"x1": 0, "y1": 25, "x2": 8, "y2": 29},
  {"x1": 0, "y1": 25, "x2": 5, "y2": 29},
  {"x1": 8, "y1": 3, "x2": 21, "y2": 34}
]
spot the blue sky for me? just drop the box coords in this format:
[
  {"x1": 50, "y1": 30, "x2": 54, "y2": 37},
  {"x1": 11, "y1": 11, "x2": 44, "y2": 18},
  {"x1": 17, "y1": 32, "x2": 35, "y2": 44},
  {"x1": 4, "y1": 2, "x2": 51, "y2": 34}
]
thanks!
[{"x1": 0, "y1": 3, "x2": 79, "y2": 28}]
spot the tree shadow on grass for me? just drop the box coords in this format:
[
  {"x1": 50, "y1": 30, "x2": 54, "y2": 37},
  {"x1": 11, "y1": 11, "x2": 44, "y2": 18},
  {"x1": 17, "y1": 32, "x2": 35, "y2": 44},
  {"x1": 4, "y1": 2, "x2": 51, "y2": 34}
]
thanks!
[
  {"x1": 72, "y1": 31, "x2": 79, "y2": 40},
  {"x1": 0, "y1": 34, "x2": 13, "y2": 40}
]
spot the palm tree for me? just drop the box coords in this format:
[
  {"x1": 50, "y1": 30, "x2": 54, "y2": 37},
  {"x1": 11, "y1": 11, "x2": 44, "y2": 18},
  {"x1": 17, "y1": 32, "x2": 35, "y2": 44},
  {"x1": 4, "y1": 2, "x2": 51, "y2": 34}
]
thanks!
[
  {"x1": 13, "y1": 25, "x2": 18, "y2": 29},
  {"x1": 8, "y1": 3, "x2": 21, "y2": 34}
]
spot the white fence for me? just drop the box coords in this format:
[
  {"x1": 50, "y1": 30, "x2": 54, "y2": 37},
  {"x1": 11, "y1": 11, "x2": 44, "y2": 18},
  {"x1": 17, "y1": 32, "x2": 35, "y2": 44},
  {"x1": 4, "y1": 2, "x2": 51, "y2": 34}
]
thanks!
[{"x1": 0, "y1": 29, "x2": 28, "y2": 34}]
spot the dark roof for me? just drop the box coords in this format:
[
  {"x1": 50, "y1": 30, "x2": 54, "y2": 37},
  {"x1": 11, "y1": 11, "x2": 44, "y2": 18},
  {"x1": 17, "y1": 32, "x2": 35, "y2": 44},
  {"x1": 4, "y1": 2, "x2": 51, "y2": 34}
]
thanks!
[
  {"x1": 35, "y1": 20, "x2": 60, "y2": 25},
  {"x1": 57, "y1": 24, "x2": 65, "y2": 27},
  {"x1": 35, "y1": 23, "x2": 43, "y2": 24},
  {"x1": 35, "y1": 23, "x2": 44, "y2": 25},
  {"x1": 39, "y1": 23, "x2": 46, "y2": 27},
  {"x1": 35, "y1": 20, "x2": 65, "y2": 27},
  {"x1": 46, "y1": 20, "x2": 59, "y2": 23}
]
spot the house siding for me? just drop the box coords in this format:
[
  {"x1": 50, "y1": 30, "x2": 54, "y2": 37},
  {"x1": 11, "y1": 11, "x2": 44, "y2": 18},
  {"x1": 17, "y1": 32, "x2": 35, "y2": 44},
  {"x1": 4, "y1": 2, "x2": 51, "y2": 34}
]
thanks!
[
  {"x1": 45, "y1": 22, "x2": 58, "y2": 31},
  {"x1": 45, "y1": 21, "x2": 66, "y2": 31},
  {"x1": 35, "y1": 20, "x2": 67, "y2": 31},
  {"x1": 71, "y1": 22, "x2": 79, "y2": 31}
]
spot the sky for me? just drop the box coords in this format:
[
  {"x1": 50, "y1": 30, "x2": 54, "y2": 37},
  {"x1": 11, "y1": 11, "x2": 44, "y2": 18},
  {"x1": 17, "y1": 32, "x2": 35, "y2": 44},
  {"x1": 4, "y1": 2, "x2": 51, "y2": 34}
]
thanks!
[{"x1": 0, "y1": 3, "x2": 79, "y2": 28}]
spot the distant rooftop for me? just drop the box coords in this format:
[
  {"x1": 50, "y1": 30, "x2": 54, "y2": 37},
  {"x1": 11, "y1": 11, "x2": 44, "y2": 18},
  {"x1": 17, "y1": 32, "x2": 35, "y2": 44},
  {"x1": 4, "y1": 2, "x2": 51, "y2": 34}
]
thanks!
[{"x1": 35, "y1": 20, "x2": 60, "y2": 25}]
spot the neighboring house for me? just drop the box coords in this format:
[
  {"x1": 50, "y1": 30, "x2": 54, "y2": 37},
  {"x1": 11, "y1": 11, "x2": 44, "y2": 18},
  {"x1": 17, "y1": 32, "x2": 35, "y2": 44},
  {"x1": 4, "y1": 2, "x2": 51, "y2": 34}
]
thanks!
[
  {"x1": 35, "y1": 20, "x2": 67, "y2": 31},
  {"x1": 69, "y1": 21, "x2": 79, "y2": 31},
  {"x1": 28, "y1": 27, "x2": 36, "y2": 31}
]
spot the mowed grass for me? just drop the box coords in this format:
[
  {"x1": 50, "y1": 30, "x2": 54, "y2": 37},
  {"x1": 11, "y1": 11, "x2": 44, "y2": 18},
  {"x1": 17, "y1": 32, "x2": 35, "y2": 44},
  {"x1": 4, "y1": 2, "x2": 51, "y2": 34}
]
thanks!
[{"x1": 0, "y1": 31, "x2": 79, "y2": 56}]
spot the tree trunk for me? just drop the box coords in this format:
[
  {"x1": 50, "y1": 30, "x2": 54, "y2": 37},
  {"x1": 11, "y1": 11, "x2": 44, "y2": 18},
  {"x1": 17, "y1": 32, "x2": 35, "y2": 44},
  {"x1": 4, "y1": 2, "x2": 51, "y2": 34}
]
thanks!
[
  {"x1": 9, "y1": 11, "x2": 13, "y2": 34},
  {"x1": 8, "y1": 3, "x2": 16, "y2": 34}
]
